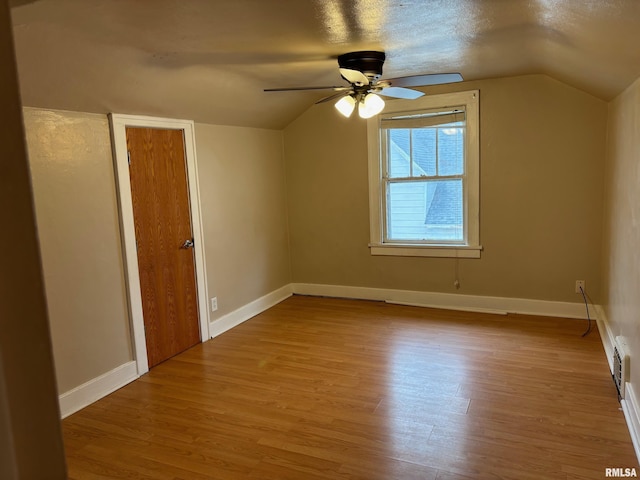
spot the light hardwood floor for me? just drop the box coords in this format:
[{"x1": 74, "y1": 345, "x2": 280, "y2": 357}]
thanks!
[{"x1": 63, "y1": 295, "x2": 638, "y2": 479}]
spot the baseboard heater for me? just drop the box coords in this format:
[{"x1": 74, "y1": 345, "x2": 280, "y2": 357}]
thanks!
[{"x1": 613, "y1": 336, "x2": 630, "y2": 400}]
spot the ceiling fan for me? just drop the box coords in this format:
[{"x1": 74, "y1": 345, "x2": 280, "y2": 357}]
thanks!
[{"x1": 264, "y1": 51, "x2": 463, "y2": 118}]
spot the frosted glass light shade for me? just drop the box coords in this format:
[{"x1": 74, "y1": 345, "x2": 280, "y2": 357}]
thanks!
[
  {"x1": 335, "y1": 95, "x2": 356, "y2": 117},
  {"x1": 358, "y1": 93, "x2": 385, "y2": 118}
]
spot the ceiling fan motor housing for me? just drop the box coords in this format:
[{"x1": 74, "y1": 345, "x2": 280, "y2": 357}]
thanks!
[{"x1": 338, "y1": 51, "x2": 386, "y2": 81}]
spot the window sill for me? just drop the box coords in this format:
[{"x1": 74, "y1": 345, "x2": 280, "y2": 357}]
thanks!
[{"x1": 369, "y1": 243, "x2": 482, "y2": 258}]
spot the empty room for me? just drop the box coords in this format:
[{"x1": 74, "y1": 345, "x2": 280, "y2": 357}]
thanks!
[{"x1": 2, "y1": 0, "x2": 640, "y2": 479}]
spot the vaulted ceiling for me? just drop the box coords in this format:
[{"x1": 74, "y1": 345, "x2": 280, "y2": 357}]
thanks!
[{"x1": 9, "y1": 0, "x2": 640, "y2": 129}]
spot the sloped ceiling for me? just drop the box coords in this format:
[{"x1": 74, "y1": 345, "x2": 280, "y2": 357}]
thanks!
[{"x1": 9, "y1": 0, "x2": 640, "y2": 129}]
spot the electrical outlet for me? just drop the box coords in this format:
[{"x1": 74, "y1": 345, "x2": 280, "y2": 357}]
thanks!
[
  {"x1": 211, "y1": 297, "x2": 218, "y2": 312},
  {"x1": 575, "y1": 280, "x2": 585, "y2": 294}
]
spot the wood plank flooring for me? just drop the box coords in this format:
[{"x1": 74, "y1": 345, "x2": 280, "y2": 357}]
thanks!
[{"x1": 62, "y1": 295, "x2": 638, "y2": 479}]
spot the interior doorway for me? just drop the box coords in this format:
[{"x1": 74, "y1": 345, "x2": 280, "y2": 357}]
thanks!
[{"x1": 110, "y1": 114, "x2": 209, "y2": 375}]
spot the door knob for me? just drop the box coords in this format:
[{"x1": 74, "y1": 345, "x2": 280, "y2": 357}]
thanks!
[{"x1": 181, "y1": 239, "x2": 194, "y2": 249}]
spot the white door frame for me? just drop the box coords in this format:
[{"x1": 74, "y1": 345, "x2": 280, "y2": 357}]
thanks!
[{"x1": 109, "y1": 113, "x2": 210, "y2": 376}]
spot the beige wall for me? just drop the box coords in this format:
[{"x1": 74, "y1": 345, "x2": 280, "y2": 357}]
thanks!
[
  {"x1": 21, "y1": 109, "x2": 291, "y2": 397},
  {"x1": 23, "y1": 108, "x2": 133, "y2": 394},
  {"x1": 284, "y1": 74, "x2": 607, "y2": 303},
  {"x1": 602, "y1": 76, "x2": 640, "y2": 393},
  {"x1": 195, "y1": 123, "x2": 291, "y2": 318},
  {"x1": 0, "y1": 0, "x2": 66, "y2": 476}
]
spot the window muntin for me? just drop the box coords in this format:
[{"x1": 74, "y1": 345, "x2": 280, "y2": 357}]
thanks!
[
  {"x1": 382, "y1": 109, "x2": 466, "y2": 244},
  {"x1": 367, "y1": 90, "x2": 480, "y2": 258}
]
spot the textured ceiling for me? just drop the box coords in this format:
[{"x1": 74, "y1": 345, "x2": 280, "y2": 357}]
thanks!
[{"x1": 9, "y1": 0, "x2": 640, "y2": 129}]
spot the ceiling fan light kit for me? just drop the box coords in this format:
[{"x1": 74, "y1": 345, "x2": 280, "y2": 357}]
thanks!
[
  {"x1": 265, "y1": 51, "x2": 464, "y2": 119},
  {"x1": 334, "y1": 94, "x2": 356, "y2": 117},
  {"x1": 359, "y1": 93, "x2": 385, "y2": 118},
  {"x1": 334, "y1": 92, "x2": 385, "y2": 118}
]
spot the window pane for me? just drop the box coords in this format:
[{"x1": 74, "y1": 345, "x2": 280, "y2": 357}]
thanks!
[
  {"x1": 387, "y1": 180, "x2": 463, "y2": 241},
  {"x1": 437, "y1": 127, "x2": 464, "y2": 176},
  {"x1": 412, "y1": 129, "x2": 436, "y2": 176},
  {"x1": 388, "y1": 129, "x2": 410, "y2": 177}
]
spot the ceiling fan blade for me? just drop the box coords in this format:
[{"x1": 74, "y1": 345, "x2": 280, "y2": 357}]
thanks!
[
  {"x1": 264, "y1": 85, "x2": 346, "y2": 92},
  {"x1": 385, "y1": 73, "x2": 463, "y2": 88},
  {"x1": 378, "y1": 86, "x2": 425, "y2": 100},
  {"x1": 315, "y1": 91, "x2": 350, "y2": 104},
  {"x1": 339, "y1": 68, "x2": 369, "y2": 86}
]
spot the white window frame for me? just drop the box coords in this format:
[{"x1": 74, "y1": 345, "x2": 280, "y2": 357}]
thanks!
[{"x1": 367, "y1": 90, "x2": 481, "y2": 258}]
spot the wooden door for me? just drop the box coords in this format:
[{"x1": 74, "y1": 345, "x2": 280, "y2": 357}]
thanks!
[{"x1": 126, "y1": 127, "x2": 200, "y2": 368}]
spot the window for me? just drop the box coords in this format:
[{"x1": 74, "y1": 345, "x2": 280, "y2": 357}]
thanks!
[{"x1": 367, "y1": 90, "x2": 481, "y2": 258}]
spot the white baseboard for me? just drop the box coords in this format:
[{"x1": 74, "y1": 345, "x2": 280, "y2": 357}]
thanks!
[
  {"x1": 597, "y1": 306, "x2": 640, "y2": 463},
  {"x1": 209, "y1": 285, "x2": 293, "y2": 338},
  {"x1": 58, "y1": 361, "x2": 138, "y2": 419},
  {"x1": 595, "y1": 305, "x2": 616, "y2": 372},
  {"x1": 58, "y1": 286, "x2": 292, "y2": 417},
  {"x1": 292, "y1": 283, "x2": 593, "y2": 319},
  {"x1": 622, "y1": 386, "x2": 640, "y2": 464}
]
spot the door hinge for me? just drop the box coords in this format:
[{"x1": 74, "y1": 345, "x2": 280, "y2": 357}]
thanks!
[{"x1": 127, "y1": 150, "x2": 131, "y2": 166}]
